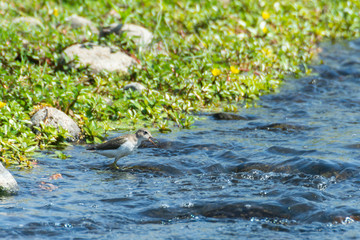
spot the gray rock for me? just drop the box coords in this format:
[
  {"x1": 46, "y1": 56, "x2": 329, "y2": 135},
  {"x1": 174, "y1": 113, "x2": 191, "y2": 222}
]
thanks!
[
  {"x1": 121, "y1": 24, "x2": 153, "y2": 47},
  {"x1": 100, "y1": 23, "x2": 153, "y2": 49},
  {"x1": 0, "y1": 163, "x2": 19, "y2": 195},
  {"x1": 13, "y1": 16, "x2": 43, "y2": 27},
  {"x1": 65, "y1": 14, "x2": 98, "y2": 33},
  {"x1": 62, "y1": 43, "x2": 136, "y2": 73},
  {"x1": 124, "y1": 82, "x2": 146, "y2": 92},
  {"x1": 31, "y1": 107, "x2": 81, "y2": 141}
]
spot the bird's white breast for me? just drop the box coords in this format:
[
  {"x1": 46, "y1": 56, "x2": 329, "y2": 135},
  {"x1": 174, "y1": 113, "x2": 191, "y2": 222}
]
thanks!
[{"x1": 95, "y1": 138, "x2": 138, "y2": 159}]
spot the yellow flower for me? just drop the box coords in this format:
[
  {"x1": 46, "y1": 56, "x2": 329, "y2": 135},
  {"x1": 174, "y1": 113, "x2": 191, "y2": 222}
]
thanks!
[
  {"x1": 53, "y1": 8, "x2": 59, "y2": 17},
  {"x1": 211, "y1": 68, "x2": 221, "y2": 76},
  {"x1": 261, "y1": 47, "x2": 273, "y2": 57},
  {"x1": 262, "y1": 11, "x2": 270, "y2": 20},
  {"x1": 259, "y1": 21, "x2": 268, "y2": 34},
  {"x1": 230, "y1": 66, "x2": 240, "y2": 74},
  {"x1": 262, "y1": 26, "x2": 268, "y2": 34},
  {"x1": 0, "y1": 101, "x2": 6, "y2": 109}
]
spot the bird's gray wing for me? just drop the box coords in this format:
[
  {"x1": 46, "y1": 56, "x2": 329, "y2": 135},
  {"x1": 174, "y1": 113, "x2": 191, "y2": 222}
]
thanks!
[{"x1": 87, "y1": 135, "x2": 129, "y2": 150}]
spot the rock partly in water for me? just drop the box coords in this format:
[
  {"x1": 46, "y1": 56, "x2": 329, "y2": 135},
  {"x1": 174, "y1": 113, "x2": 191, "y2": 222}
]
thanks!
[
  {"x1": 31, "y1": 107, "x2": 81, "y2": 141},
  {"x1": 65, "y1": 14, "x2": 98, "y2": 33},
  {"x1": 62, "y1": 43, "x2": 136, "y2": 73},
  {"x1": 212, "y1": 112, "x2": 248, "y2": 120},
  {"x1": 0, "y1": 163, "x2": 19, "y2": 195},
  {"x1": 13, "y1": 16, "x2": 43, "y2": 27},
  {"x1": 100, "y1": 23, "x2": 153, "y2": 49},
  {"x1": 124, "y1": 82, "x2": 146, "y2": 92}
]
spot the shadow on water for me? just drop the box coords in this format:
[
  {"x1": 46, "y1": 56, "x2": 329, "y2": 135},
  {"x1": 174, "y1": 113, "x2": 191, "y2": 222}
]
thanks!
[{"x1": 2, "y1": 39, "x2": 360, "y2": 239}]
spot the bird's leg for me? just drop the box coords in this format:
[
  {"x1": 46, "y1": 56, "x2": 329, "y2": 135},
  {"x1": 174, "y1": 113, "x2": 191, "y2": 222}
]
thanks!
[
  {"x1": 109, "y1": 162, "x2": 119, "y2": 170},
  {"x1": 109, "y1": 157, "x2": 120, "y2": 170}
]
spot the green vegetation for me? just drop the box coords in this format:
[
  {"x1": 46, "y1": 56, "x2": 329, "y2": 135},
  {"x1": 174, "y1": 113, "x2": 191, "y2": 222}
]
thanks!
[{"x1": 0, "y1": 0, "x2": 359, "y2": 167}]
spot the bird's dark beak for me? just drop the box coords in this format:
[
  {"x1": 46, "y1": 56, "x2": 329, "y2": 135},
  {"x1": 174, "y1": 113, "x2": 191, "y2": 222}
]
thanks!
[{"x1": 148, "y1": 137, "x2": 158, "y2": 147}]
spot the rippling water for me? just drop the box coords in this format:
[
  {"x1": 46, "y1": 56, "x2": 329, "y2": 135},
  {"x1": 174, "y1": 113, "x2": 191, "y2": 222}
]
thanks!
[{"x1": 2, "y1": 39, "x2": 360, "y2": 239}]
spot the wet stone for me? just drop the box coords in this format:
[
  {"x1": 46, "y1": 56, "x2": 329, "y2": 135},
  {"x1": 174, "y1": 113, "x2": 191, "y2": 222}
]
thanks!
[
  {"x1": 204, "y1": 163, "x2": 226, "y2": 173},
  {"x1": 320, "y1": 70, "x2": 340, "y2": 79},
  {"x1": 340, "y1": 60, "x2": 360, "y2": 67},
  {"x1": 337, "y1": 167, "x2": 358, "y2": 180},
  {"x1": 312, "y1": 65, "x2": 340, "y2": 79},
  {"x1": 337, "y1": 68, "x2": 360, "y2": 77},
  {"x1": 345, "y1": 143, "x2": 360, "y2": 149},
  {"x1": 62, "y1": 43, "x2": 136, "y2": 74},
  {"x1": 0, "y1": 162, "x2": 19, "y2": 195},
  {"x1": 267, "y1": 146, "x2": 315, "y2": 156},
  {"x1": 275, "y1": 157, "x2": 345, "y2": 177},
  {"x1": 212, "y1": 112, "x2": 248, "y2": 120},
  {"x1": 256, "y1": 123, "x2": 310, "y2": 132},
  {"x1": 30, "y1": 107, "x2": 81, "y2": 141},
  {"x1": 199, "y1": 202, "x2": 289, "y2": 220},
  {"x1": 139, "y1": 139, "x2": 183, "y2": 149}
]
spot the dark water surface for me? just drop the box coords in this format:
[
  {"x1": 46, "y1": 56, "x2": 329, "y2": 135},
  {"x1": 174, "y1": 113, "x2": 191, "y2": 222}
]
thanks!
[{"x1": 2, "y1": 39, "x2": 360, "y2": 239}]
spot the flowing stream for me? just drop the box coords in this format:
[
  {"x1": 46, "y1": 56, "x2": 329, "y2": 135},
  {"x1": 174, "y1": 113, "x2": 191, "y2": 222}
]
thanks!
[{"x1": 1, "y1": 39, "x2": 360, "y2": 239}]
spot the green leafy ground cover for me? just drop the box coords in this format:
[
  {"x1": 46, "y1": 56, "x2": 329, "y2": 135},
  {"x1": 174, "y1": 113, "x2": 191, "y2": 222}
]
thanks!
[{"x1": 0, "y1": 0, "x2": 359, "y2": 167}]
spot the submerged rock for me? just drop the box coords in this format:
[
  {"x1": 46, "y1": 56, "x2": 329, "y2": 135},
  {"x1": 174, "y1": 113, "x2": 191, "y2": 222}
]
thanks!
[
  {"x1": 124, "y1": 82, "x2": 146, "y2": 92},
  {"x1": 0, "y1": 163, "x2": 19, "y2": 195},
  {"x1": 62, "y1": 43, "x2": 136, "y2": 73},
  {"x1": 65, "y1": 14, "x2": 98, "y2": 33},
  {"x1": 212, "y1": 112, "x2": 248, "y2": 120},
  {"x1": 31, "y1": 107, "x2": 81, "y2": 141},
  {"x1": 100, "y1": 23, "x2": 153, "y2": 49},
  {"x1": 345, "y1": 143, "x2": 360, "y2": 149},
  {"x1": 312, "y1": 65, "x2": 340, "y2": 79},
  {"x1": 139, "y1": 138, "x2": 172, "y2": 149},
  {"x1": 257, "y1": 123, "x2": 310, "y2": 132}
]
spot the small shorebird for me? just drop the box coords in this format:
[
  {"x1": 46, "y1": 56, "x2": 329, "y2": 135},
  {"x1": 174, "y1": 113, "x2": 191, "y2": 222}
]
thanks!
[{"x1": 87, "y1": 129, "x2": 157, "y2": 169}]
